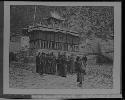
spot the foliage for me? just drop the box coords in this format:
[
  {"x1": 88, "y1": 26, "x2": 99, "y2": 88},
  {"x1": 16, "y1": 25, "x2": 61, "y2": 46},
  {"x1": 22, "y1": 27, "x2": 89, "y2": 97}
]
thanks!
[
  {"x1": 60, "y1": 6, "x2": 114, "y2": 40},
  {"x1": 9, "y1": 52, "x2": 18, "y2": 62},
  {"x1": 11, "y1": 5, "x2": 114, "y2": 41}
]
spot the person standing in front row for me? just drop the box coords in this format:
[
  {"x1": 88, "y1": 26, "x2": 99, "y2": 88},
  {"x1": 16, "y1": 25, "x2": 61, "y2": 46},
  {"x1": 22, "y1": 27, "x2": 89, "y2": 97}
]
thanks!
[
  {"x1": 51, "y1": 53, "x2": 56, "y2": 74},
  {"x1": 56, "y1": 52, "x2": 61, "y2": 75},
  {"x1": 60, "y1": 53, "x2": 67, "y2": 77},
  {"x1": 69, "y1": 55, "x2": 75, "y2": 74},
  {"x1": 75, "y1": 56, "x2": 86, "y2": 87},
  {"x1": 67, "y1": 56, "x2": 70, "y2": 74},
  {"x1": 36, "y1": 52, "x2": 40, "y2": 73},
  {"x1": 81, "y1": 56, "x2": 87, "y2": 84},
  {"x1": 40, "y1": 53, "x2": 45, "y2": 75},
  {"x1": 46, "y1": 54, "x2": 50, "y2": 74},
  {"x1": 83, "y1": 56, "x2": 87, "y2": 65}
]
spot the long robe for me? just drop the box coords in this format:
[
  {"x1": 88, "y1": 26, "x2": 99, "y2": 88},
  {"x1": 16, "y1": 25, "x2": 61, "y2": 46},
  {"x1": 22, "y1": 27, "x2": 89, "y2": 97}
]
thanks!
[
  {"x1": 67, "y1": 59, "x2": 70, "y2": 74},
  {"x1": 36, "y1": 55, "x2": 40, "y2": 73},
  {"x1": 75, "y1": 60, "x2": 86, "y2": 84},
  {"x1": 69, "y1": 59, "x2": 75, "y2": 74},
  {"x1": 60, "y1": 56, "x2": 67, "y2": 77},
  {"x1": 51, "y1": 56, "x2": 56, "y2": 74},
  {"x1": 56, "y1": 57, "x2": 61, "y2": 75},
  {"x1": 46, "y1": 57, "x2": 50, "y2": 74},
  {"x1": 40, "y1": 56, "x2": 44, "y2": 74}
]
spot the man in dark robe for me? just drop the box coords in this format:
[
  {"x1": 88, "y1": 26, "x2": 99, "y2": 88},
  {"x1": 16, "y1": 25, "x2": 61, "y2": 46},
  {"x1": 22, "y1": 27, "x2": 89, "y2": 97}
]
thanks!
[
  {"x1": 69, "y1": 55, "x2": 75, "y2": 74},
  {"x1": 42, "y1": 53, "x2": 46, "y2": 74},
  {"x1": 67, "y1": 56, "x2": 70, "y2": 74},
  {"x1": 36, "y1": 52, "x2": 40, "y2": 73},
  {"x1": 75, "y1": 56, "x2": 86, "y2": 87},
  {"x1": 44, "y1": 53, "x2": 47, "y2": 74},
  {"x1": 50, "y1": 54, "x2": 53, "y2": 74},
  {"x1": 56, "y1": 52, "x2": 61, "y2": 76},
  {"x1": 81, "y1": 56, "x2": 87, "y2": 82},
  {"x1": 46, "y1": 54, "x2": 50, "y2": 74},
  {"x1": 60, "y1": 53, "x2": 67, "y2": 77},
  {"x1": 53, "y1": 55, "x2": 57, "y2": 74},
  {"x1": 48, "y1": 54, "x2": 52, "y2": 74},
  {"x1": 51, "y1": 53, "x2": 56, "y2": 74},
  {"x1": 40, "y1": 53, "x2": 45, "y2": 75}
]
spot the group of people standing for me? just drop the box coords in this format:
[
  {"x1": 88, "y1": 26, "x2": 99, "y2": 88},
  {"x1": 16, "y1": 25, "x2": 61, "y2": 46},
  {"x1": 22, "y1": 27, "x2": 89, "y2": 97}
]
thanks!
[
  {"x1": 36, "y1": 52, "x2": 57, "y2": 75},
  {"x1": 36, "y1": 52, "x2": 87, "y2": 87}
]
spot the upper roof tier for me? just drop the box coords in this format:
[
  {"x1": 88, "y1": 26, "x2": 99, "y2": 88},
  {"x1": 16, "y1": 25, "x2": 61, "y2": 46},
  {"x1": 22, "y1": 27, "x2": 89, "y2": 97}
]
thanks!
[
  {"x1": 23, "y1": 24, "x2": 79, "y2": 37},
  {"x1": 23, "y1": 11, "x2": 79, "y2": 37}
]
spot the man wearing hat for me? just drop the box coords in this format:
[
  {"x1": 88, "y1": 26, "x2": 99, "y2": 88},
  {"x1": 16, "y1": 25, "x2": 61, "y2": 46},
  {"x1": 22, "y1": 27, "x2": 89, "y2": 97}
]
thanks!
[
  {"x1": 75, "y1": 56, "x2": 86, "y2": 87},
  {"x1": 40, "y1": 52, "x2": 45, "y2": 75},
  {"x1": 36, "y1": 52, "x2": 40, "y2": 73}
]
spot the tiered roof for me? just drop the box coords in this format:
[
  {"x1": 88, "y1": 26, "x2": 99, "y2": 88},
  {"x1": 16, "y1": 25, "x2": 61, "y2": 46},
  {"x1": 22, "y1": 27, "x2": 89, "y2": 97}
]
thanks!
[
  {"x1": 23, "y1": 12, "x2": 79, "y2": 37},
  {"x1": 23, "y1": 24, "x2": 79, "y2": 37}
]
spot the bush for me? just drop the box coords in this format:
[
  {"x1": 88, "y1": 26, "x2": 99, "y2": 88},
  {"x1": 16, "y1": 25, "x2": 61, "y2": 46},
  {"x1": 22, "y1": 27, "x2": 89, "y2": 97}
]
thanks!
[
  {"x1": 23, "y1": 57, "x2": 29, "y2": 63},
  {"x1": 9, "y1": 52, "x2": 18, "y2": 62}
]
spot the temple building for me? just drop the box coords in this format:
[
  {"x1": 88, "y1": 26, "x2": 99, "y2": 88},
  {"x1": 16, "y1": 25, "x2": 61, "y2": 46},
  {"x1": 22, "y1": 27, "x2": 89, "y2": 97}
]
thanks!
[{"x1": 23, "y1": 11, "x2": 80, "y2": 56}]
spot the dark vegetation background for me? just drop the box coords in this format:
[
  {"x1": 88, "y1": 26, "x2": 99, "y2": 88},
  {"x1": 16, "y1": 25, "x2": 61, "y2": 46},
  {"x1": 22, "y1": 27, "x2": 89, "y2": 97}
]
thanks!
[
  {"x1": 10, "y1": 5, "x2": 114, "y2": 64},
  {"x1": 10, "y1": 5, "x2": 114, "y2": 41}
]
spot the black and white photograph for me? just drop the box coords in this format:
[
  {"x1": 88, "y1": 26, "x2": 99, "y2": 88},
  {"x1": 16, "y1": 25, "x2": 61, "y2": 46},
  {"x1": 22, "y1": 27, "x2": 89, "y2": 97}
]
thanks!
[{"x1": 3, "y1": 1, "x2": 121, "y2": 96}]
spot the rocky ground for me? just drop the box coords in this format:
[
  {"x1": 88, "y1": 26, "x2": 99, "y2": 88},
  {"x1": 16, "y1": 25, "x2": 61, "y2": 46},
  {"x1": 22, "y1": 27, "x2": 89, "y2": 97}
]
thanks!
[{"x1": 9, "y1": 62, "x2": 113, "y2": 89}]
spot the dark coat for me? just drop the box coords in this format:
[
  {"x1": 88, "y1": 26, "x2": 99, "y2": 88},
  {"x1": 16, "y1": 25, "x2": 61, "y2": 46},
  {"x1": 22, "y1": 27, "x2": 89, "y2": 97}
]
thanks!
[
  {"x1": 40, "y1": 55, "x2": 45, "y2": 74},
  {"x1": 56, "y1": 56, "x2": 61, "y2": 74},
  {"x1": 36, "y1": 55, "x2": 40, "y2": 73},
  {"x1": 75, "y1": 60, "x2": 86, "y2": 83},
  {"x1": 75, "y1": 61, "x2": 81, "y2": 73},
  {"x1": 60, "y1": 55, "x2": 67, "y2": 77},
  {"x1": 36, "y1": 55, "x2": 40, "y2": 64},
  {"x1": 75, "y1": 60, "x2": 86, "y2": 74}
]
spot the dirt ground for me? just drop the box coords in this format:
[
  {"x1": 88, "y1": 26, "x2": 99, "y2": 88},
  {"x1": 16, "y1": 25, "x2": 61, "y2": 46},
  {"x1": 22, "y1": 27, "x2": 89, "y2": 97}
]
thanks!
[{"x1": 9, "y1": 62, "x2": 113, "y2": 89}]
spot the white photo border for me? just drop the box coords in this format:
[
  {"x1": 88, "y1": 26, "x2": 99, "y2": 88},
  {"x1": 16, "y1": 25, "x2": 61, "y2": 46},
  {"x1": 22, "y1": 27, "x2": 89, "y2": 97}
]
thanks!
[{"x1": 3, "y1": 1, "x2": 121, "y2": 95}]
